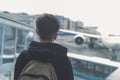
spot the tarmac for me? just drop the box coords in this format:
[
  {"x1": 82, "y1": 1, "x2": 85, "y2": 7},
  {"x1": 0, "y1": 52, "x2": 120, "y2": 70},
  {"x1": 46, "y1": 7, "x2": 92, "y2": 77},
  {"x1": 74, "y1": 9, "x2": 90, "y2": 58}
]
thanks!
[{"x1": 56, "y1": 41, "x2": 120, "y2": 62}]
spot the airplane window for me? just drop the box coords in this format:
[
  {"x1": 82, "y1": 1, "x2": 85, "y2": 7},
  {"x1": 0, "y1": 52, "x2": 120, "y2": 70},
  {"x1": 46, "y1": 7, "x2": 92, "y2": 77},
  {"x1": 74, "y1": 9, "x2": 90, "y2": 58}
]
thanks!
[{"x1": 3, "y1": 26, "x2": 15, "y2": 63}]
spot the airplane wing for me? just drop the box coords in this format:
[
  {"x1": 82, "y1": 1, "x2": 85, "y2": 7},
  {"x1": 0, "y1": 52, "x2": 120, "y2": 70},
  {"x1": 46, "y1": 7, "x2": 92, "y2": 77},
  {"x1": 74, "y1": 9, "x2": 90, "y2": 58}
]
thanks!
[{"x1": 57, "y1": 29, "x2": 101, "y2": 47}]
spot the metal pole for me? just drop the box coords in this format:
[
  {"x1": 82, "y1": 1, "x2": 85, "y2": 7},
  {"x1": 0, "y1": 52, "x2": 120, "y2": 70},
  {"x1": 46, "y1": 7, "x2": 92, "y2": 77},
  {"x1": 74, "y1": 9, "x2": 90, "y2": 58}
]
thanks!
[
  {"x1": 9, "y1": 71, "x2": 11, "y2": 80},
  {"x1": 1, "y1": 24, "x2": 5, "y2": 65}
]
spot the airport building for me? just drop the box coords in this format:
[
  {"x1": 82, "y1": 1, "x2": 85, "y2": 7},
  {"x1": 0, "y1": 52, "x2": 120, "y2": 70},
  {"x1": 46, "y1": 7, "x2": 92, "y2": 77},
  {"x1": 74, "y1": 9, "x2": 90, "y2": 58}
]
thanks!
[
  {"x1": 0, "y1": 11, "x2": 34, "y2": 27},
  {"x1": 55, "y1": 15, "x2": 101, "y2": 35},
  {"x1": 0, "y1": 11, "x2": 101, "y2": 35}
]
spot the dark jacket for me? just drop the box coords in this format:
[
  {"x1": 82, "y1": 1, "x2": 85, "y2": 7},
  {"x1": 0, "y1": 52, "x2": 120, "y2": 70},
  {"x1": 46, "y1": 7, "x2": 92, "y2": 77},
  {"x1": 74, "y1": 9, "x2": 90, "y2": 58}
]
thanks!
[{"x1": 14, "y1": 41, "x2": 74, "y2": 80}]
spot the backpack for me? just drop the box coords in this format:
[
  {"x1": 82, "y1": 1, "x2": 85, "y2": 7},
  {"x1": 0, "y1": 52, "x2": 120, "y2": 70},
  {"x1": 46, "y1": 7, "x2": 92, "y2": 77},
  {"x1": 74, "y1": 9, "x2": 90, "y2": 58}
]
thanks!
[{"x1": 18, "y1": 60, "x2": 57, "y2": 80}]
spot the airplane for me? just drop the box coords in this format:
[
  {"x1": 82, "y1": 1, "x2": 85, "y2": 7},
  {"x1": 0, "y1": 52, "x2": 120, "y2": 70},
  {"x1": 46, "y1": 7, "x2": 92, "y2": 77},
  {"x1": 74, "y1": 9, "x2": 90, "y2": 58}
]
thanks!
[{"x1": 55, "y1": 29, "x2": 120, "y2": 52}]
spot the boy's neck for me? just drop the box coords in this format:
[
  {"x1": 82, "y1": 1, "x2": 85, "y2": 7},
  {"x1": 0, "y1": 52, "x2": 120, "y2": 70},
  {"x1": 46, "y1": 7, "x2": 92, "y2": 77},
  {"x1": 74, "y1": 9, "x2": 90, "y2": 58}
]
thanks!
[{"x1": 40, "y1": 40, "x2": 53, "y2": 43}]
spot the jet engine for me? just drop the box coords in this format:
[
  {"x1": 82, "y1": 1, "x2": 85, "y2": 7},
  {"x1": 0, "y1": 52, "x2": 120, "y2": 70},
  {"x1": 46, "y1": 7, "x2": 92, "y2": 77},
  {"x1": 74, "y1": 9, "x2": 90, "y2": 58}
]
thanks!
[{"x1": 73, "y1": 35, "x2": 86, "y2": 45}]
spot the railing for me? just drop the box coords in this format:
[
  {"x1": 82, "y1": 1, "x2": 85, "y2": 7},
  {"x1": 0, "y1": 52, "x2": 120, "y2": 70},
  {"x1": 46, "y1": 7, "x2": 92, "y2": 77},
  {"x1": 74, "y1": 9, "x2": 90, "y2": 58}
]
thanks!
[{"x1": 68, "y1": 53, "x2": 120, "y2": 80}]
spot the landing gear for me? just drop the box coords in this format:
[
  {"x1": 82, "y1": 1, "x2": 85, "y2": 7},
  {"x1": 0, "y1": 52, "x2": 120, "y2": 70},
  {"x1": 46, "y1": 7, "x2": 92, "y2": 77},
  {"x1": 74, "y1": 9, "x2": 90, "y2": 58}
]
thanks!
[
  {"x1": 111, "y1": 55, "x2": 117, "y2": 60},
  {"x1": 88, "y1": 38, "x2": 94, "y2": 48},
  {"x1": 89, "y1": 43, "x2": 94, "y2": 48},
  {"x1": 110, "y1": 49, "x2": 117, "y2": 61}
]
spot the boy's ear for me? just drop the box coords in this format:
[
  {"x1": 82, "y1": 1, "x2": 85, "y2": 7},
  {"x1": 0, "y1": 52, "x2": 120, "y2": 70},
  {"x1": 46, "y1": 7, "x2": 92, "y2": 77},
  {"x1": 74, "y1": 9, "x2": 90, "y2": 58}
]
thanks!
[
  {"x1": 36, "y1": 29, "x2": 39, "y2": 35},
  {"x1": 53, "y1": 33, "x2": 57, "y2": 40}
]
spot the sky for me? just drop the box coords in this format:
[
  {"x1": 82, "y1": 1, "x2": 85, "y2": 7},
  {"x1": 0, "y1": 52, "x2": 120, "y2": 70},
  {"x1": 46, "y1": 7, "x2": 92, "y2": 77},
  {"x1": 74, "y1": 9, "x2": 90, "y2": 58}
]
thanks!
[{"x1": 0, "y1": 0, "x2": 120, "y2": 35}]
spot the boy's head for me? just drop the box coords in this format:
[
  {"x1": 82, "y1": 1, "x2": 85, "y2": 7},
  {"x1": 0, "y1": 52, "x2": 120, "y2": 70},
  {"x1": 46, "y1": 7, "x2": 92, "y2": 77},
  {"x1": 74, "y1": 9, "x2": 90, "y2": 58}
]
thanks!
[{"x1": 35, "y1": 13, "x2": 60, "y2": 41}]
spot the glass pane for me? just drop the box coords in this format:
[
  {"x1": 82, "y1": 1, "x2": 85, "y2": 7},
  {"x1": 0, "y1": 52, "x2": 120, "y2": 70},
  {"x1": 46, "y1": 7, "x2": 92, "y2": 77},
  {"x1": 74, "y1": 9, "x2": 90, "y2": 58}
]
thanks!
[
  {"x1": 0, "y1": 25, "x2": 3, "y2": 53},
  {"x1": 3, "y1": 26, "x2": 16, "y2": 63},
  {"x1": 16, "y1": 29, "x2": 28, "y2": 54},
  {"x1": 0, "y1": 24, "x2": 3, "y2": 63},
  {"x1": 25, "y1": 31, "x2": 34, "y2": 48}
]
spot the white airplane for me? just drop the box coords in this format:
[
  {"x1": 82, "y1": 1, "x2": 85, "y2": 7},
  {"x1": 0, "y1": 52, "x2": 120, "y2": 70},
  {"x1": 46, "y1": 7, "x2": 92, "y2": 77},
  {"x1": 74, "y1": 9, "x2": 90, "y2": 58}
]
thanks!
[{"x1": 56, "y1": 30, "x2": 120, "y2": 60}]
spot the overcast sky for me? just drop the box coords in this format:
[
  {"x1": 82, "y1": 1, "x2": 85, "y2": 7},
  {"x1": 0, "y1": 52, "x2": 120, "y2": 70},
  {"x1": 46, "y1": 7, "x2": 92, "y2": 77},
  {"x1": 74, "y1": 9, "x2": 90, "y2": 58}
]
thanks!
[{"x1": 0, "y1": 0, "x2": 120, "y2": 35}]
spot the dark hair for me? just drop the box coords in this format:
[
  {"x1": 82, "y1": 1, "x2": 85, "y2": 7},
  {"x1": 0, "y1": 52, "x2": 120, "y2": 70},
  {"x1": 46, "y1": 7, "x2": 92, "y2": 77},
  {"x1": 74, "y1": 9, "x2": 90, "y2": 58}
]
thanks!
[{"x1": 36, "y1": 13, "x2": 60, "y2": 40}]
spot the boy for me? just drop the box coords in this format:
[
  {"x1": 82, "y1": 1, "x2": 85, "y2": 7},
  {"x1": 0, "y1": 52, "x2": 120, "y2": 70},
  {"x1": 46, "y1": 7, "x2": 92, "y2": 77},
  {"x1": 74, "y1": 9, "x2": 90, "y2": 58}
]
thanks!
[{"x1": 14, "y1": 13, "x2": 74, "y2": 80}]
